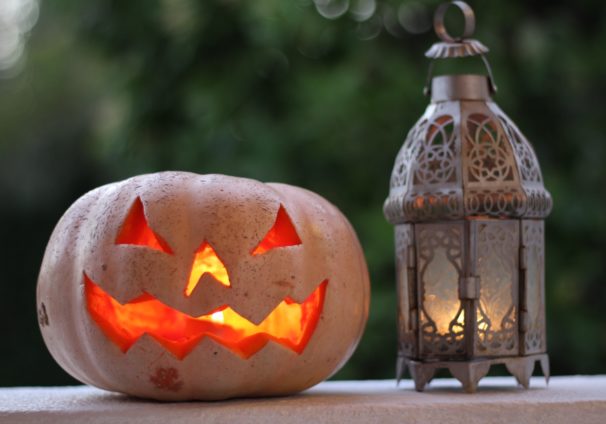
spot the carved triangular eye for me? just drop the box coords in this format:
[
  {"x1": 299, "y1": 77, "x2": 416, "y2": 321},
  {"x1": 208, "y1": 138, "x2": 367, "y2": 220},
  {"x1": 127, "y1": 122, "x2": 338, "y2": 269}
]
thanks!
[
  {"x1": 251, "y1": 205, "x2": 302, "y2": 255},
  {"x1": 115, "y1": 197, "x2": 173, "y2": 254}
]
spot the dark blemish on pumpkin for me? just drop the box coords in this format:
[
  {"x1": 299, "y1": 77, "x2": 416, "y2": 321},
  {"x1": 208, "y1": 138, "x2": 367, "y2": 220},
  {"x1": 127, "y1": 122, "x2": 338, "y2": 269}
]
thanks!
[
  {"x1": 38, "y1": 303, "x2": 49, "y2": 327},
  {"x1": 102, "y1": 264, "x2": 107, "y2": 271},
  {"x1": 150, "y1": 367, "x2": 183, "y2": 392},
  {"x1": 244, "y1": 291, "x2": 249, "y2": 298},
  {"x1": 213, "y1": 351, "x2": 218, "y2": 356},
  {"x1": 275, "y1": 280, "x2": 294, "y2": 289}
]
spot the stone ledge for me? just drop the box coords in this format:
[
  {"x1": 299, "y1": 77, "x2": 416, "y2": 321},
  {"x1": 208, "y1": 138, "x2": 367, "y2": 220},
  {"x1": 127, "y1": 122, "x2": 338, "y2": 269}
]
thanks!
[{"x1": 1, "y1": 376, "x2": 605, "y2": 424}]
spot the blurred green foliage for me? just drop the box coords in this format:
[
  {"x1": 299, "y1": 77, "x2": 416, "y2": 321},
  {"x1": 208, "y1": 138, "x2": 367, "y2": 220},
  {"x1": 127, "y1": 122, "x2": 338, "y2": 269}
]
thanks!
[{"x1": 1, "y1": 0, "x2": 605, "y2": 386}]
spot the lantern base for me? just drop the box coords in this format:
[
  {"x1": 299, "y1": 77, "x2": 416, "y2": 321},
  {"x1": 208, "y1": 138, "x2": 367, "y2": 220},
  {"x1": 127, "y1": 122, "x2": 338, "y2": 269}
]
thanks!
[{"x1": 397, "y1": 354, "x2": 549, "y2": 393}]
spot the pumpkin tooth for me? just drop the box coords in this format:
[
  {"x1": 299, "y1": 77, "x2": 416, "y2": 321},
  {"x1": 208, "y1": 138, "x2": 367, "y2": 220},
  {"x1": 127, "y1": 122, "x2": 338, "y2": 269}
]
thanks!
[{"x1": 84, "y1": 273, "x2": 327, "y2": 359}]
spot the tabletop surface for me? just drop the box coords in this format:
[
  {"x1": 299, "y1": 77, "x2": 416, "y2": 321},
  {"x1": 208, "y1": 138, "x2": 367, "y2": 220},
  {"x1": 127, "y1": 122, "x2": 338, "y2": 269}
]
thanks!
[{"x1": 1, "y1": 376, "x2": 605, "y2": 423}]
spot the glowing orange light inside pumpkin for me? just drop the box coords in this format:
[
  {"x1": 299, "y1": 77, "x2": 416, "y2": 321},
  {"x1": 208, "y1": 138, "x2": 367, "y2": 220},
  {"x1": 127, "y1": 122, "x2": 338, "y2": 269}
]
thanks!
[
  {"x1": 84, "y1": 273, "x2": 327, "y2": 359},
  {"x1": 252, "y1": 205, "x2": 302, "y2": 255},
  {"x1": 185, "y1": 242, "x2": 231, "y2": 296},
  {"x1": 115, "y1": 197, "x2": 173, "y2": 254}
]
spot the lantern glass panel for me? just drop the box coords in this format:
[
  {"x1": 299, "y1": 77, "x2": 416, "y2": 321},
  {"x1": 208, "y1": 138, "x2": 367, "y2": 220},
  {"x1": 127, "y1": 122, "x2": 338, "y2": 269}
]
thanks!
[
  {"x1": 424, "y1": 247, "x2": 460, "y2": 334},
  {"x1": 521, "y1": 220, "x2": 546, "y2": 355},
  {"x1": 474, "y1": 220, "x2": 519, "y2": 356},
  {"x1": 416, "y1": 223, "x2": 466, "y2": 357},
  {"x1": 395, "y1": 224, "x2": 417, "y2": 357},
  {"x1": 526, "y1": 249, "x2": 541, "y2": 324}
]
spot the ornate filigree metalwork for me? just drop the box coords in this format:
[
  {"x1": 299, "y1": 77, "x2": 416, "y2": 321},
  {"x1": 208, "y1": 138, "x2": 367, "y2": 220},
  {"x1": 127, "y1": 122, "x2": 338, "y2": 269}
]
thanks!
[
  {"x1": 465, "y1": 114, "x2": 516, "y2": 184},
  {"x1": 384, "y1": 99, "x2": 552, "y2": 224}
]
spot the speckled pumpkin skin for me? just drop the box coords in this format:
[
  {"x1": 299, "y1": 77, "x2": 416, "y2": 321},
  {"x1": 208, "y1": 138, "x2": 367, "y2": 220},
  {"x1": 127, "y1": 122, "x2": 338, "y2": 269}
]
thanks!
[{"x1": 37, "y1": 172, "x2": 370, "y2": 401}]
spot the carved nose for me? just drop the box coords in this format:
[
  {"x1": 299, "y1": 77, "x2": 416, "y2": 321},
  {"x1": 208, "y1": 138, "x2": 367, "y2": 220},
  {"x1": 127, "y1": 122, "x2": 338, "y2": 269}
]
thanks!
[{"x1": 185, "y1": 242, "x2": 231, "y2": 297}]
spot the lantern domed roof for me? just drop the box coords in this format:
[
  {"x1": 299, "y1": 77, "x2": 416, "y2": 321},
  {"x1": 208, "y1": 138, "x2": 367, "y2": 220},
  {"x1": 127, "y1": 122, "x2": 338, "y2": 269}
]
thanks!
[{"x1": 384, "y1": 75, "x2": 552, "y2": 224}]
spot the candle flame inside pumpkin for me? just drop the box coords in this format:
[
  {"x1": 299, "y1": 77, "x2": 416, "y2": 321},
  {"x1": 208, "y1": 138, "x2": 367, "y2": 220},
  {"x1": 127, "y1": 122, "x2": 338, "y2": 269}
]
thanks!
[{"x1": 84, "y1": 274, "x2": 327, "y2": 359}]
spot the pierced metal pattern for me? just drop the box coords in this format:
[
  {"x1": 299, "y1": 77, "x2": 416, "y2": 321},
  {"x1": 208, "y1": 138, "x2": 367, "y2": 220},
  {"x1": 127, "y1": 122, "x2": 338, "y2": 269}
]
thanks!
[
  {"x1": 464, "y1": 188, "x2": 527, "y2": 217},
  {"x1": 416, "y1": 223, "x2": 466, "y2": 357},
  {"x1": 490, "y1": 102, "x2": 553, "y2": 218},
  {"x1": 413, "y1": 115, "x2": 458, "y2": 185},
  {"x1": 389, "y1": 118, "x2": 429, "y2": 191},
  {"x1": 521, "y1": 187, "x2": 552, "y2": 219},
  {"x1": 474, "y1": 221, "x2": 519, "y2": 356},
  {"x1": 384, "y1": 115, "x2": 428, "y2": 224},
  {"x1": 402, "y1": 189, "x2": 462, "y2": 222},
  {"x1": 384, "y1": 81, "x2": 552, "y2": 223},
  {"x1": 498, "y1": 116, "x2": 542, "y2": 183},
  {"x1": 462, "y1": 112, "x2": 527, "y2": 217},
  {"x1": 521, "y1": 220, "x2": 546, "y2": 355},
  {"x1": 395, "y1": 224, "x2": 417, "y2": 357},
  {"x1": 385, "y1": 102, "x2": 465, "y2": 224},
  {"x1": 465, "y1": 114, "x2": 516, "y2": 184}
]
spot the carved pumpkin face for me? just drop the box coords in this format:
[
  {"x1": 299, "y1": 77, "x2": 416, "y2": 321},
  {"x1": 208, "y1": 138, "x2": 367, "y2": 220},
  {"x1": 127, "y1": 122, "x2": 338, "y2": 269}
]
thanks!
[{"x1": 37, "y1": 172, "x2": 370, "y2": 400}]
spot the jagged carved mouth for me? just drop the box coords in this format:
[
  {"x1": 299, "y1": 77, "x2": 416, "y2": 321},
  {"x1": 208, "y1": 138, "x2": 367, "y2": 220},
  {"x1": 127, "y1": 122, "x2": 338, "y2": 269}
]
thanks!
[{"x1": 84, "y1": 273, "x2": 327, "y2": 359}]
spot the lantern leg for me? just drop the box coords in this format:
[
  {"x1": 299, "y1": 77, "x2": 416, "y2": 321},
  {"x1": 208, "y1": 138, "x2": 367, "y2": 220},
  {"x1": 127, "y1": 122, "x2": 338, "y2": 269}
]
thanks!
[
  {"x1": 407, "y1": 361, "x2": 436, "y2": 392},
  {"x1": 448, "y1": 361, "x2": 491, "y2": 393},
  {"x1": 505, "y1": 356, "x2": 535, "y2": 389},
  {"x1": 539, "y1": 354, "x2": 550, "y2": 385},
  {"x1": 396, "y1": 355, "x2": 407, "y2": 386}
]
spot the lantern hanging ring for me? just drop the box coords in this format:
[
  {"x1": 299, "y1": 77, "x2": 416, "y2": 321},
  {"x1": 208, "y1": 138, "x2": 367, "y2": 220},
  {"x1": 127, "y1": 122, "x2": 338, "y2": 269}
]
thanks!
[
  {"x1": 424, "y1": 1, "x2": 498, "y2": 96},
  {"x1": 434, "y1": 1, "x2": 476, "y2": 42}
]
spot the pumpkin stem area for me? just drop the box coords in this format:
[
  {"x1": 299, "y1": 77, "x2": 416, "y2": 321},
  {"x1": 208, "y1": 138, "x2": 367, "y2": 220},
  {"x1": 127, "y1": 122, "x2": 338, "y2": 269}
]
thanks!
[{"x1": 84, "y1": 273, "x2": 327, "y2": 359}]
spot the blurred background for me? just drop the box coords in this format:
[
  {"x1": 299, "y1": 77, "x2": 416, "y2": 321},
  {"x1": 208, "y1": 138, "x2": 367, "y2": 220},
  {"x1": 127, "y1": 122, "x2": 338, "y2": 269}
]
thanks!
[{"x1": 1, "y1": 0, "x2": 605, "y2": 386}]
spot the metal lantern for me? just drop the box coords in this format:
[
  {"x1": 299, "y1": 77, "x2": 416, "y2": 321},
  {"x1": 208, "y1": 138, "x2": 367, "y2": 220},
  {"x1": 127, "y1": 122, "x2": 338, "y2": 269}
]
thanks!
[{"x1": 384, "y1": 1, "x2": 552, "y2": 392}]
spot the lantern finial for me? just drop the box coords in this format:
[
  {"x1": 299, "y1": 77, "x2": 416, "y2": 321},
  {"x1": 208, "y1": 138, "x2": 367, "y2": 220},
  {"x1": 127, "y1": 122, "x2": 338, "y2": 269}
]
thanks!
[{"x1": 424, "y1": 1, "x2": 497, "y2": 96}]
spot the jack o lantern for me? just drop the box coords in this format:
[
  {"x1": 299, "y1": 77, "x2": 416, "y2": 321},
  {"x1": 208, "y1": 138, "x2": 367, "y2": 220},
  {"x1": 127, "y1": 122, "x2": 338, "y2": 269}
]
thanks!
[{"x1": 37, "y1": 172, "x2": 370, "y2": 400}]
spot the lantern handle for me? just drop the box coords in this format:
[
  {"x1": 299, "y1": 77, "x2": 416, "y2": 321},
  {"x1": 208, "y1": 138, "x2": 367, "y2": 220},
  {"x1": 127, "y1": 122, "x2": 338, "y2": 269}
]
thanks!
[
  {"x1": 423, "y1": 1, "x2": 498, "y2": 97},
  {"x1": 423, "y1": 54, "x2": 498, "y2": 97},
  {"x1": 434, "y1": 1, "x2": 476, "y2": 42}
]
